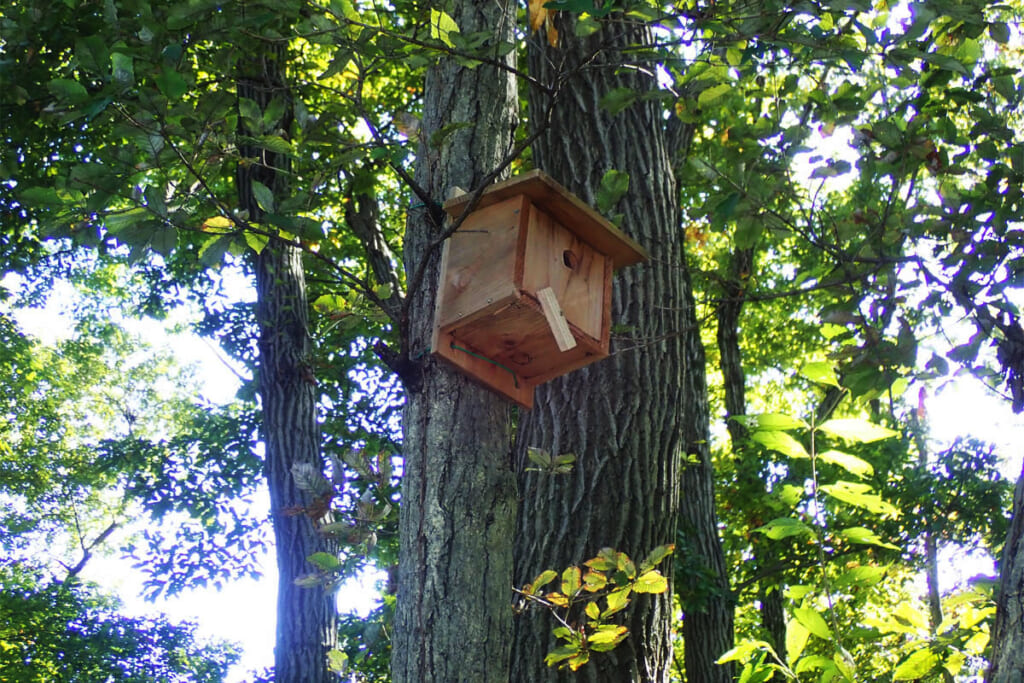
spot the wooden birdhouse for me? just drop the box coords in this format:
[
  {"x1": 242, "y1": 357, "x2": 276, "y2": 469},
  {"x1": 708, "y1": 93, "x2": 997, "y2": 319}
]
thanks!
[{"x1": 430, "y1": 170, "x2": 647, "y2": 408}]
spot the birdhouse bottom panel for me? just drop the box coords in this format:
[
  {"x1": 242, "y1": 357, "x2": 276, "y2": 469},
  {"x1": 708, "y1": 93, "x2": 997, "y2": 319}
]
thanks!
[{"x1": 433, "y1": 294, "x2": 608, "y2": 408}]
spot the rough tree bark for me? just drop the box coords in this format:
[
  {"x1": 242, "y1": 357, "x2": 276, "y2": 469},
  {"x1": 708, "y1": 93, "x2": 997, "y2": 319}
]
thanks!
[
  {"x1": 986, "y1": 462, "x2": 1024, "y2": 683},
  {"x1": 511, "y1": 12, "x2": 732, "y2": 681},
  {"x1": 390, "y1": 0, "x2": 519, "y2": 680},
  {"x1": 237, "y1": 50, "x2": 337, "y2": 682}
]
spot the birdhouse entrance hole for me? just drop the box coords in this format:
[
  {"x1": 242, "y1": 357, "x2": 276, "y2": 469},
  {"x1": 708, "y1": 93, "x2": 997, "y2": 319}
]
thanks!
[{"x1": 430, "y1": 170, "x2": 647, "y2": 409}]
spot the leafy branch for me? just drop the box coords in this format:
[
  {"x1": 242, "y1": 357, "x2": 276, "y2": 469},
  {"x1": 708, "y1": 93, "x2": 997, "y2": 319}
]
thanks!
[{"x1": 515, "y1": 545, "x2": 674, "y2": 671}]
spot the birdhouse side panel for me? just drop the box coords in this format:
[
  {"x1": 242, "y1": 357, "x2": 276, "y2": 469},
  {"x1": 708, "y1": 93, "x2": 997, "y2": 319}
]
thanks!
[
  {"x1": 520, "y1": 205, "x2": 610, "y2": 341},
  {"x1": 435, "y1": 194, "x2": 528, "y2": 331}
]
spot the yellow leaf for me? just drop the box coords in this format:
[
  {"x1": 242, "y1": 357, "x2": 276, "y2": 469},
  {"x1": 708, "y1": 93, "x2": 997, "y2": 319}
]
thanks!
[
  {"x1": 202, "y1": 215, "x2": 234, "y2": 233},
  {"x1": 546, "y1": 22, "x2": 559, "y2": 48},
  {"x1": 528, "y1": 0, "x2": 547, "y2": 32}
]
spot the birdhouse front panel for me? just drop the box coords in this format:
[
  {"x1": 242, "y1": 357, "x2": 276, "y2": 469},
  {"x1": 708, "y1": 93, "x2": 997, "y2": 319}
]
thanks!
[
  {"x1": 430, "y1": 171, "x2": 647, "y2": 408},
  {"x1": 521, "y1": 205, "x2": 612, "y2": 342}
]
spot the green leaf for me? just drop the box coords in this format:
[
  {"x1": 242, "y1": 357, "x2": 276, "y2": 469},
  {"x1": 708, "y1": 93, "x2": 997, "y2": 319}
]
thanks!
[
  {"x1": 429, "y1": 121, "x2": 474, "y2": 148},
  {"x1": 818, "y1": 449, "x2": 873, "y2": 478},
  {"x1": 603, "y1": 587, "x2": 631, "y2": 616},
  {"x1": 47, "y1": 78, "x2": 89, "y2": 104},
  {"x1": 698, "y1": 83, "x2": 731, "y2": 108},
  {"x1": 584, "y1": 601, "x2": 600, "y2": 621},
  {"x1": 839, "y1": 526, "x2": 900, "y2": 551},
  {"x1": 255, "y1": 135, "x2": 294, "y2": 156},
  {"x1": 430, "y1": 9, "x2": 459, "y2": 47},
  {"x1": 588, "y1": 625, "x2": 628, "y2": 651},
  {"x1": 155, "y1": 67, "x2": 188, "y2": 99},
  {"x1": 574, "y1": 14, "x2": 601, "y2": 37},
  {"x1": 793, "y1": 606, "x2": 832, "y2": 640},
  {"x1": 821, "y1": 481, "x2": 900, "y2": 517},
  {"x1": 244, "y1": 231, "x2": 270, "y2": 254},
  {"x1": 18, "y1": 186, "x2": 63, "y2": 207},
  {"x1": 640, "y1": 544, "x2": 674, "y2": 570},
  {"x1": 250, "y1": 180, "x2": 276, "y2": 213},
  {"x1": 794, "y1": 654, "x2": 835, "y2": 674},
  {"x1": 749, "y1": 430, "x2": 809, "y2": 459},
  {"x1": 527, "y1": 446, "x2": 551, "y2": 468},
  {"x1": 238, "y1": 97, "x2": 263, "y2": 125},
  {"x1": 733, "y1": 413, "x2": 808, "y2": 431},
  {"x1": 786, "y1": 619, "x2": 810, "y2": 663},
  {"x1": 327, "y1": 649, "x2": 348, "y2": 673},
  {"x1": 596, "y1": 169, "x2": 630, "y2": 214},
  {"x1": 104, "y1": 208, "x2": 149, "y2": 235},
  {"x1": 262, "y1": 96, "x2": 288, "y2": 130},
  {"x1": 110, "y1": 52, "x2": 134, "y2": 85},
  {"x1": 893, "y1": 648, "x2": 939, "y2": 680},
  {"x1": 752, "y1": 517, "x2": 814, "y2": 540},
  {"x1": 818, "y1": 418, "x2": 897, "y2": 443},
  {"x1": 561, "y1": 566, "x2": 582, "y2": 597},
  {"x1": 919, "y1": 52, "x2": 968, "y2": 75},
  {"x1": 545, "y1": 645, "x2": 579, "y2": 667},
  {"x1": 307, "y1": 551, "x2": 341, "y2": 571},
  {"x1": 582, "y1": 570, "x2": 607, "y2": 592},
  {"x1": 989, "y1": 22, "x2": 1011, "y2": 44},
  {"x1": 800, "y1": 361, "x2": 840, "y2": 387},
  {"x1": 198, "y1": 235, "x2": 232, "y2": 267},
  {"x1": 599, "y1": 87, "x2": 637, "y2": 115},
  {"x1": 528, "y1": 569, "x2": 557, "y2": 594},
  {"x1": 633, "y1": 570, "x2": 668, "y2": 594},
  {"x1": 150, "y1": 227, "x2": 177, "y2": 257}
]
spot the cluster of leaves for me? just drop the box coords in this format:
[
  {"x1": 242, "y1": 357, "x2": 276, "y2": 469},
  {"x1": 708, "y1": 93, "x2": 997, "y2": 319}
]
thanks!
[
  {"x1": 718, "y1": 359, "x2": 1008, "y2": 680},
  {"x1": 0, "y1": 562, "x2": 238, "y2": 682},
  {"x1": 516, "y1": 545, "x2": 673, "y2": 671}
]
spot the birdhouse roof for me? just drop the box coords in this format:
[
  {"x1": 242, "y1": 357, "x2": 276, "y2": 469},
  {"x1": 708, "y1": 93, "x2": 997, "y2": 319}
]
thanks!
[{"x1": 443, "y1": 170, "x2": 648, "y2": 269}]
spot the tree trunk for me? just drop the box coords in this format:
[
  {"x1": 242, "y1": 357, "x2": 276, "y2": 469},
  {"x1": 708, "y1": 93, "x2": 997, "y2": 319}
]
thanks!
[
  {"x1": 677, "y1": 269, "x2": 735, "y2": 683},
  {"x1": 238, "y1": 51, "x2": 338, "y2": 683},
  {"x1": 716, "y1": 248, "x2": 786, "y2": 668},
  {"x1": 512, "y1": 13, "x2": 731, "y2": 681},
  {"x1": 986, "y1": 462, "x2": 1024, "y2": 683},
  {"x1": 390, "y1": 0, "x2": 519, "y2": 680}
]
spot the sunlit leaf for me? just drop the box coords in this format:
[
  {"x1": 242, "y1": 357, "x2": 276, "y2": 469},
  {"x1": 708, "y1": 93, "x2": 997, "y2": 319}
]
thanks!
[
  {"x1": 430, "y1": 9, "x2": 459, "y2": 48},
  {"x1": 561, "y1": 566, "x2": 582, "y2": 597},
  {"x1": 749, "y1": 430, "x2": 809, "y2": 459},
  {"x1": 588, "y1": 624, "x2": 627, "y2": 651},
  {"x1": 786, "y1": 619, "x2": 810, "y2": 663},
  {"x1": 244, "y1": 231, "x2": 269, "y2": 254},
  {"x1": 822, "y1": 481, "x2": 900, "y2": 517},
  {"x1": 596, "y1": 169, "x2": 630, "y2": 213},
  {"x1": 633, "y1": 570, "x2": 667, "y2": 594},
  {"x1": 818, "y1": 418, "x2": 897, "y2": 443},
  {"x1": 603, "y1": 587, "x2": 631, "y2": 616},
  {"x1": 698, "y1": 83, "x2": 731, "y2": 108},
  {"x1": 839, "y1": 526, "x2": 899, "y2": 551},
  {"x1": 793, "y1": 606, "x2": 832, "y2": 640},
  {"x1": 893, "y1": 648, "x2": 939, "y2": 680},
  {"x1": 733, "y1": 413, "x2": 808, "y2": 431},
  {"x1": 528, "y1": 569, "x2": 557, "y2": 595},
  {"x1": 818, "y1": 449, "x2": 873, "y2": 478},
  {"x1": 307, "y1": 552, "x2": 341, "y2": 571},
  {"x1": 800, "y1": 361, "x2": 840, "y2": 387},
  {"x1": 752, "y1": 517, "x2": 814, "y2": 540}
]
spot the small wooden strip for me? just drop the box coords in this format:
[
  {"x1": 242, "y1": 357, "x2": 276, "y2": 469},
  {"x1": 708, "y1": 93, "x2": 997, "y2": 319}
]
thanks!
[{"x1": 536, "y1": 287, "x2": 577, "y2": 352}]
